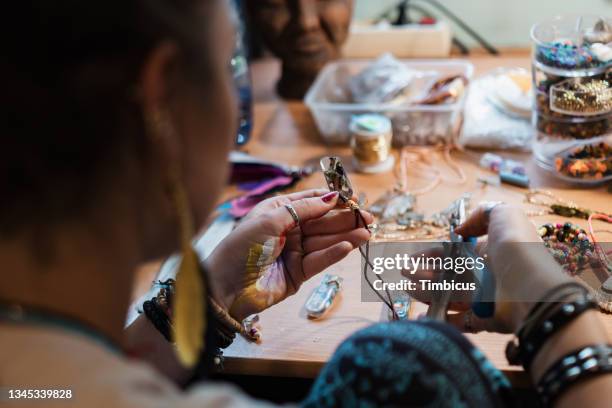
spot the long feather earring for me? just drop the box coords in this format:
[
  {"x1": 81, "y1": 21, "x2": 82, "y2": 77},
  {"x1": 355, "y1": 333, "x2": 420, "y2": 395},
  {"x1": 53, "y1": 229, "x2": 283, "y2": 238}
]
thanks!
[
  {"x1": 171, "y1": 180, "x2": 206, "y2": 368},
  {"x1": 149, "y1": 109, "x2": 207, "y2": 368}
]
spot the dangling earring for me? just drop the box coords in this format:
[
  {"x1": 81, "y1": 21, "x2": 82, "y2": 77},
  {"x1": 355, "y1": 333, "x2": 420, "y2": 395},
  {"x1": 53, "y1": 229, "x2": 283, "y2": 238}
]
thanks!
[{"x1": 147, "y1": 109, "x2": 207, "y2": 368}]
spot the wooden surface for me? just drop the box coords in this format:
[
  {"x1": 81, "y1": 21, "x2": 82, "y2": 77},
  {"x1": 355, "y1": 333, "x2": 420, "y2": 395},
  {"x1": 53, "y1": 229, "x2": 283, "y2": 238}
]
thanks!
[
  {"x1": 220, "y1": 54, "x2": 612, "y2": 381},
  {"x1": 134, "y1": 54, "x2": 612, "y2": 382}
]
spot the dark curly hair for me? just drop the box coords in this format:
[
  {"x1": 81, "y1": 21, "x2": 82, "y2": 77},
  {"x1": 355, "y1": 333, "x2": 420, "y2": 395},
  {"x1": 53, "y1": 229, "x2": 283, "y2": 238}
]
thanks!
[{"x1": 1, "y1": 1, "x2": 214, "y2": 236}]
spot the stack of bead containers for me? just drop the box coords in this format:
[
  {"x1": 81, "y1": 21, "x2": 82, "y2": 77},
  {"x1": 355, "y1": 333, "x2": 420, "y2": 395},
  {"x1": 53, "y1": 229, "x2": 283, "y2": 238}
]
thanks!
[{"x1": 531, "y1": 15, "x2": 612, "y2": 184}]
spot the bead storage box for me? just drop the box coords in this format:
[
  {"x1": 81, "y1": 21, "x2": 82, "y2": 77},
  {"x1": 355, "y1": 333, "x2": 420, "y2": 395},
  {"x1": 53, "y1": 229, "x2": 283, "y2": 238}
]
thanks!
[
  {"x1": 304, "y1": 59, "x2": 473, "y2": 145},
  {"x1": 531, "y1": 15, "x2": 612, "y2": 184},
  {"x1": 544, "y1": 135, "x2": 612, "y2": 184}
]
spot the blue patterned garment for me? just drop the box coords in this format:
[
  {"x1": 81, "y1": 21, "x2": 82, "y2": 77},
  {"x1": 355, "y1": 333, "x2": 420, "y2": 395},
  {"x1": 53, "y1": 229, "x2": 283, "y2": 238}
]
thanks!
[{"x1": 303, "y1": 320, "x2": 513, "y2": 408}]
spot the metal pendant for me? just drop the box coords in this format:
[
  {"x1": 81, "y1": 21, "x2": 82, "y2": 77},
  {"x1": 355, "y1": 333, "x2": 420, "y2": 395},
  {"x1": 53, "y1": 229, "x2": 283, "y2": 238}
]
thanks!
[
  {"x1": 305, "y1": 274, "x2": 343, "y2": 319},
  {"x1": 389, "y1": 292, "x2": 411, "y2": 320},
  {"x1": 320, "y1": 156, "x2": 354, "y2": 202},
  {"x1": 370, "y1": 190, "x2": 416, "y2": 223}
]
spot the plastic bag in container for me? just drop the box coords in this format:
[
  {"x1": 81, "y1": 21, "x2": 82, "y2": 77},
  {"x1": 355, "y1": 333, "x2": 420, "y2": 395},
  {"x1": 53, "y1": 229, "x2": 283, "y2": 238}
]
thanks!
[
  {"x1": 321, "y1": 65, "x2": 353, "y2": 103},
  {"x1": 460, "y1": 70, "x2": 533, "y2": 151},
  {"x1": 392, "y1": 111, "x2": 458, "y2": 145},
  {"x1": 305, "y1": 59, "x2": 473, "y2": 145},
  {"x1": 348, "y1": 53, "x2": 419, "y2": 104}
]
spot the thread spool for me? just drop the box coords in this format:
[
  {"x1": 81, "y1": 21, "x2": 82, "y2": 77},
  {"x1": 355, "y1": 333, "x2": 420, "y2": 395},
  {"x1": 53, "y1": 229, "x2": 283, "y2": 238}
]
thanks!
[{"x1": 349, "y1": 114, "x2": 395, "y2": 173}]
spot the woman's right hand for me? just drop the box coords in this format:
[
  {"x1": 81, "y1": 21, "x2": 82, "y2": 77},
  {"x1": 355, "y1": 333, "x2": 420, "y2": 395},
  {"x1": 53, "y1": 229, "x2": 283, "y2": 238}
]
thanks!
[
  {"x1": 459, "y1": 205, "x2": 612, "y2": 408},
  {"x1": 405, "y1": 204, "x2": 573, "y2": 333},
  {"x1": 454, "y1": 204, "x2": 574, "y2": 333}
]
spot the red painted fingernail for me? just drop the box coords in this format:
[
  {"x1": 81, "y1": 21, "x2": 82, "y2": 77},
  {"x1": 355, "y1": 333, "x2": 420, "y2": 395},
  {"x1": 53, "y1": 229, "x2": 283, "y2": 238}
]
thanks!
[{"x1": 321, "y1": 191, "x2": 339, "y2": 203}]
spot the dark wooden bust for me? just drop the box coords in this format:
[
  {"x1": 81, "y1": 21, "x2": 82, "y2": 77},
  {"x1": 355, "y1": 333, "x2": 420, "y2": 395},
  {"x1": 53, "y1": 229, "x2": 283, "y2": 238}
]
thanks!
[{"x1": 247, "y1": 0, "x2": 353, "y2": 99}]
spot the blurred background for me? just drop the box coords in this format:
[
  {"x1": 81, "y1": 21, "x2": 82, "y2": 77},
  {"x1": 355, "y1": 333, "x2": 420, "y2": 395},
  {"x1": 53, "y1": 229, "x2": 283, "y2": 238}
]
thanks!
[{"x1": 354, "y1": 0, "x2": 612, "y2": 48}]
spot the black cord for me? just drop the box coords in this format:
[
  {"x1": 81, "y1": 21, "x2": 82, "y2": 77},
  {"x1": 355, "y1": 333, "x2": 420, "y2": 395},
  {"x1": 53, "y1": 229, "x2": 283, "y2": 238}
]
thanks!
[
  {"x1": 452, "y1": 37, "x2": 470, "y2": 55},
  {"x1": 373, "y1": 0, "x2": 499, "y2": 55},
  {"x1": 416, "y1": 0, "x2": 499, "y2": 55},
  {"x1": 394, "y1": 0, "x2": 411, "y2": 25},
  {"x1": 407, "y1": 3, "x2": 470, "y2": 55},
  {"x1": 373, "y1": 4, "x2": 397, "y2": 24},
  {"x1": 354, "y1": 208, "x2": 397, "y2": 319}
]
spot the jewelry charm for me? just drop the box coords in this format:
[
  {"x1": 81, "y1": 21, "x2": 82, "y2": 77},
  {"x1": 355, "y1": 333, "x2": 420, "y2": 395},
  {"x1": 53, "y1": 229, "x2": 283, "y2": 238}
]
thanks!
[
  {"x1": 389, "y1": 292, "x2": 411, "y2": 321},
  {"x1": 369, "y1": 189, "x2": 416, "y2": 223},
  {"x1": 320, "y1": 156, "x2": 354, "y2": 203},
  {"x1": 241, "y1": 314, "x2": 261, "y2": 340},
  {"x1": 304, "y1": 274, "x2": 343, "y2": 319}
]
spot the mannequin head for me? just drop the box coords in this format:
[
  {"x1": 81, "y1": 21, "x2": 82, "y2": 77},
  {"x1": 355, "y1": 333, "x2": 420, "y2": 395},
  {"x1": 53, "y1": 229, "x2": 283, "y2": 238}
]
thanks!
[{"x1": 247, "y1": 0, "x2": 353, "y2": 99}]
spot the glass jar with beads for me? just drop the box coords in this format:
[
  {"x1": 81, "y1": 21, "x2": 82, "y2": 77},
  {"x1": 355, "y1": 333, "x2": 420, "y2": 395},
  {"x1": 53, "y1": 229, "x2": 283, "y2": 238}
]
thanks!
[{"x1": 531, "y1": 15, "x2": 612, "y2": 184}]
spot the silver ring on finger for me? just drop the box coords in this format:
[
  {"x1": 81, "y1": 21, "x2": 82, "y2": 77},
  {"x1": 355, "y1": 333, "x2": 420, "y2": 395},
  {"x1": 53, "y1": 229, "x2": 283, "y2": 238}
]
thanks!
[{"x1": 284, "y1": 204, "x2": 300, "y2": 227}]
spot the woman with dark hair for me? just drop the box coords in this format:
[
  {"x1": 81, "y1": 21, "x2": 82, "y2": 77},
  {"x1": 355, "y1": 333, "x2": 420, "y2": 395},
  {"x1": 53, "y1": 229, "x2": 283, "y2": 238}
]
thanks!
[{"x1": 1, "y1": 1, "x2": 610, "y2": 407}]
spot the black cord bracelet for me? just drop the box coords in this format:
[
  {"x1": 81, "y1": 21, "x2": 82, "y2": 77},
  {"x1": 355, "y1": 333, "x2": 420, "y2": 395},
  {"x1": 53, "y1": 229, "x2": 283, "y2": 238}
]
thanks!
[
  {"x1": 142, "y1": 298, "x2": 172, "y2": 342},
  {"x1": 506, "y1": 290, "x2": 597, "y2": 370},
  {"x1": 142, "y1": 286, "x2": 243, "y2": 349},
  {"x1": 537, "y1": 344, "x2": 612, "y2": 406}
]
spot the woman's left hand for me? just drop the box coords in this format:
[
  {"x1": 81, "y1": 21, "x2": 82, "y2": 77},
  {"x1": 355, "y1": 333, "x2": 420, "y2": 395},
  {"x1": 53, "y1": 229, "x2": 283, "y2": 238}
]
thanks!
[{"x1": 207, "y1": 189, "x2": 372, "y2": 321}]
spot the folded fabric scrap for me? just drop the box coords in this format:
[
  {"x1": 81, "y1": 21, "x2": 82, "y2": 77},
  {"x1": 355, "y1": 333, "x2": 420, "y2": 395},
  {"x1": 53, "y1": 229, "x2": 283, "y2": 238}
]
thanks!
[{"x1": 227, "y1": 151, "x2": 312, "y2": 218}]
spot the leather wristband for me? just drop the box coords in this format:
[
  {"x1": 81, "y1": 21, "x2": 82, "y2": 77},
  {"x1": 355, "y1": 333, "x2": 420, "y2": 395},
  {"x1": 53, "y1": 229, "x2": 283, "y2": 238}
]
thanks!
[
  {"x1": 506, "y1": 283, "x2": 596, "y2": 370},
  {"x1": 537, "y1": 344, "x2": 612, "y2": 406}
]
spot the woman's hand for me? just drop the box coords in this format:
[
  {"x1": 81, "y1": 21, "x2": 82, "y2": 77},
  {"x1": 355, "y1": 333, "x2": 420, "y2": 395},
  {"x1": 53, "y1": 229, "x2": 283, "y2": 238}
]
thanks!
[
  {"x1": 207, "y1": 189, "x2": 372, "y2": 321},
  {"x1": 403, "y1": 204, "x2": 572, "y2": 333}
]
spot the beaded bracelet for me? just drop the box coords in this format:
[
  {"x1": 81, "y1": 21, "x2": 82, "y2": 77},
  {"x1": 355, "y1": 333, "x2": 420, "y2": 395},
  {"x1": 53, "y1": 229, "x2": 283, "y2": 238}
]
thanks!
[
  {"x1": 538, "y1": 222, "x2": 597, "y2": 275},
  {"x1": 537, "y1": 344, "x2": 612, "y2": 406},
  {"x1": 209, "y1": 297, "x2": 260, "y2": 343},
  {"x1": 142, "y1": 298, "x2": 172, "y2": 342},
  {"x1": 506, "y1": 283, "x2": 597, "y2": 370},
  {"x1": 142, "y1": 277, "x2": 260, "y2": 347}
]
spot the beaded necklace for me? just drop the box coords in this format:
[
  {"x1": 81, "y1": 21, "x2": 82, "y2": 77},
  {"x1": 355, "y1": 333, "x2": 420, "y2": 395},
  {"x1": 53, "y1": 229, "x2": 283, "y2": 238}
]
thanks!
[{"x1": 525, "y1": 189, "x2": 611, "y2": 220}]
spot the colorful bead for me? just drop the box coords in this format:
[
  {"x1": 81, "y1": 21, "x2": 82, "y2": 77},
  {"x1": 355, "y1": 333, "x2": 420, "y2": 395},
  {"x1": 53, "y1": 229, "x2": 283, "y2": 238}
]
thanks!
[
  {"x1": 539, "y1": 222, "x2": 597, "y2": 276},
  {"x1": 554, "y1": 142, "x2": 612, "y2": 180},
  {"x1": 536, "y1": 41, "x2": 603, "y2": 70}
]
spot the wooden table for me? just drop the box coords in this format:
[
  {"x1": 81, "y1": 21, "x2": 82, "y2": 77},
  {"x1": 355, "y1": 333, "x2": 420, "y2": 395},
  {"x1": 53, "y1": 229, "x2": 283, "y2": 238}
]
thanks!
[{"x1": 137, "y1": 55, "x2": 612, "y2": 384}]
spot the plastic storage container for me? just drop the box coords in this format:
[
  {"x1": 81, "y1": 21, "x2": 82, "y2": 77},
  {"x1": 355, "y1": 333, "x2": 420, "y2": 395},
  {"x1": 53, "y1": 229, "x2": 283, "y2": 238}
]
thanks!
[
  {"x1": 304, "y1": 59, "x2": 473, "y2": 145},
  {"x1": 532, "y1": 15, "x2": 612, "y2": 75},
  {"x1": 530, "y1": 15, "x2": 612, "y2": 183}
]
